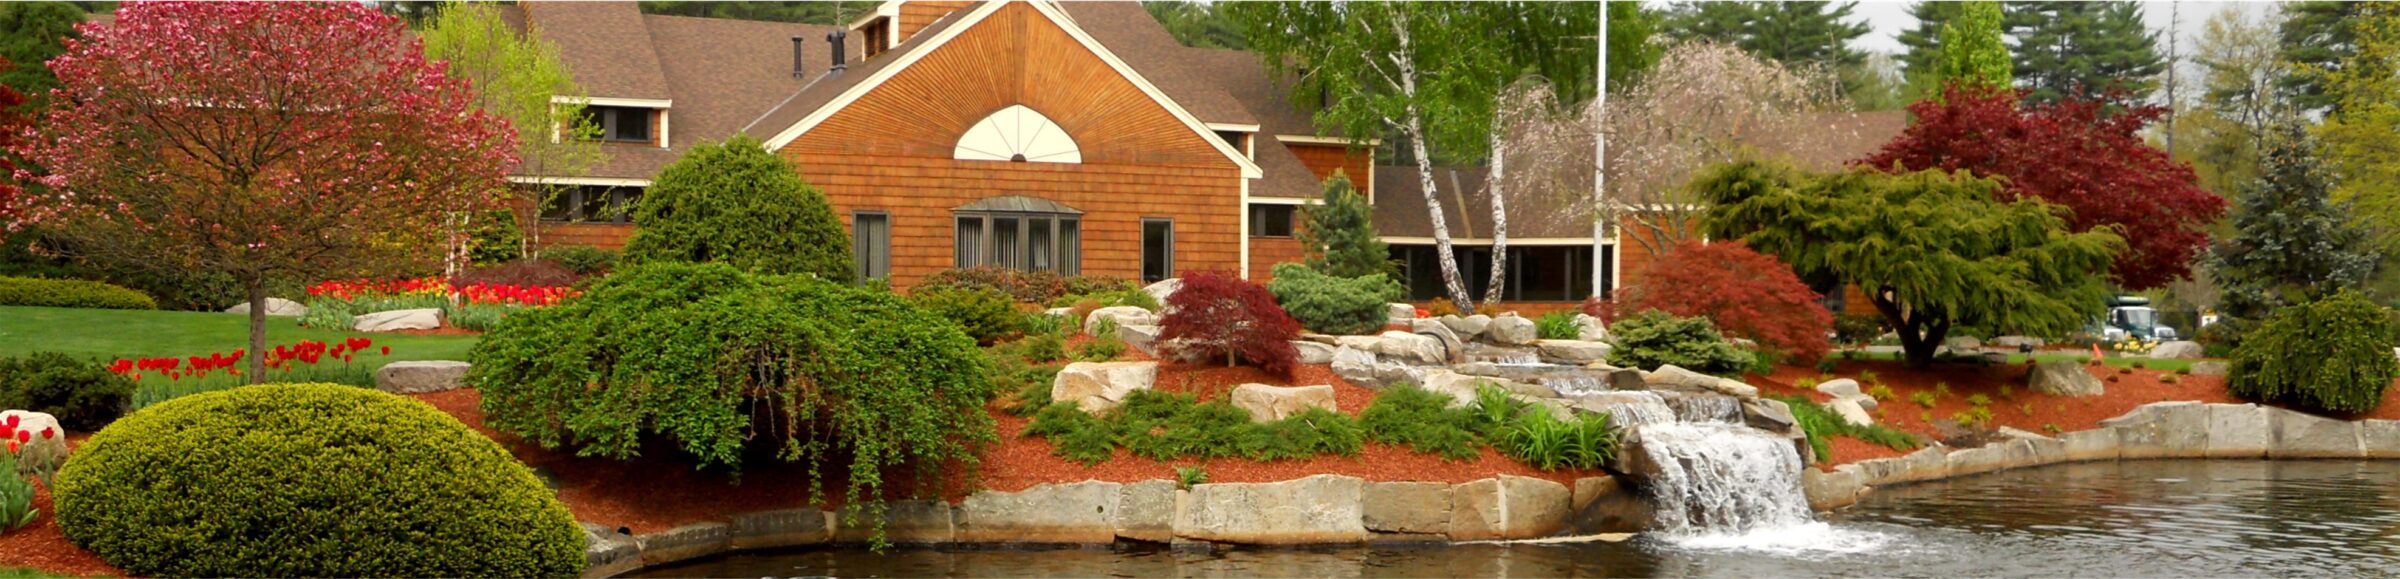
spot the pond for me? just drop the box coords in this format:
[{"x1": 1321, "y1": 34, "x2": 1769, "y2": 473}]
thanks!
[{"x1": 632, "y1": 460, "x2": 2400, "y2": 578}]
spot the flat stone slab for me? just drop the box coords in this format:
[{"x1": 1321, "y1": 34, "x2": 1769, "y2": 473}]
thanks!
[
  {"x1": 1230, "y1": 383, "x2": 1337, "y2": 422},
  {"x1": 1052, "y1": 361, "x2": 1158, "y2": 414},
  {"x1": 1362, "y1": 482, "x2": 1451, "y2": 535},
  {"x1": 1446, "y1": 475, "x2": 1570, "y2": 541},
  {"x1": 1115, "y1": 480, "x2": 1177, "y2": 543},
  {"x1": 957, "y1": 481, "x2": 1122, "y2": 544},
  {"x1": 374, "y1": 360, "x2": 471, "y2": 394},
  {"x1": 834, "y1": 500, "x2": 955, "y2": 545},
  {"x1": 352, "y1": 308, "x2": 442, "y2": 332},
  {"x1": 726, "y1": 508, "x2": 830, "y2": 550},
  {"x1": 635, "y1": 522, "x2": 728, "y2": 567},
  {"x1": 1174, "y1": 474, "x2": 1366, "y2": 544},
  {"x1": 224, "y1": 297, "x2": 307, "y2": 317}
]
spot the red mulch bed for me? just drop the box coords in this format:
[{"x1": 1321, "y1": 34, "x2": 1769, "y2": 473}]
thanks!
[
  {"x1": 0, "y1": 433, "x2": 123, "y2": 578},
  {"x1": 1752, "y1": 357, "x2": 2400, "y2": 469}
]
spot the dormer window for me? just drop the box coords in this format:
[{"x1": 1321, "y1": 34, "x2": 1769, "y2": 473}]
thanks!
[
  {"x1": 1214, "y1": 130, "x2": 1251, "y2": 158},
  {"x1": 586, "y1": 106, "x2": 655, "y2": 143}
]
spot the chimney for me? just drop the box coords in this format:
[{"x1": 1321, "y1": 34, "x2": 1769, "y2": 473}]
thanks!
[
  {"x1": 827, "y1": 29, "x2": 848, "y2": 73},
  {"x1": 790, "y1": 36, "x2": 806, "y2": 78}
]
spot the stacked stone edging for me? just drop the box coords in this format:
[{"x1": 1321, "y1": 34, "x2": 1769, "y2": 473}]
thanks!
[
  {"x1": 576, "y1": 473, "x2": 1646, "y2": 578},
  {"x1": 1801, "y1": 401, "x2": 2400, "y2": 511}
]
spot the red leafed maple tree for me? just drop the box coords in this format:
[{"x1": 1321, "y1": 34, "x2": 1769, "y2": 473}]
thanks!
[
  {"x1": 1608, "y1": 240, "x2": 1833, "y2": 361},
  {"x1": 1159, "y1": 271, "x2": 1303, "y2": 378},
  {"x1": 7, "y1": 2, "x2": 517, "y2": 381},
  {"x1": 1856, "y1": 84, "x2": 2225, "y2": 290}
]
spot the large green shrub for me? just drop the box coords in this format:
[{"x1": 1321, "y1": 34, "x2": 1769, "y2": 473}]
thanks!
[
  {"x1": 621, "y1": 135, "x2": 854, "y2": 280},
  {"x1": 1605, "y1": 309, "x2": 1755, "y2": 376},
  {"x1": 2228, "y1": 291, "x2": 2400, "y2": 414},
  {"x1": 0, "y1": 352, "x2": 132, "y2": 431},
  {"x1": 469, "y1": 262, "x2": 994, "y2": 539},
  {"x1": 1299, "y1": 172, "x2": 1394, "y2": 278},
  {"x1": 0, "y1": 276, "x2": 156, "y2": 310},
  {"x1": 1264, "y1": 262, "x2": 1402, "y2": 335},
  {"x1": 543, "y1": 245, "x2": 618, "y2": 276},
  {"x1": 917, "y1": 266, "x2": 1065, "y2": 302},
  {"x1": 466, "y1": 208, "x2": 525, "y2": 265},
  {"x1": 910, "y1": 286, "x2": 1022, "y2": 345},
  {"x1": 55, "y1": 383, "x2": 582, "y2": 578}
]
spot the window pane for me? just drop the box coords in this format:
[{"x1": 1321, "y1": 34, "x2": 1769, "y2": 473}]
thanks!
[
  {"x1": 609, "y1": 188, "x2": 644, "y2": 223},
  {"x1": 1059, "y1": 219, "x2": 1080, "y2": 277},
  {"x1": 1029, "y1": 218, "x2": 1053, "y2": 272},
  {"x1": 855, "y1": 213, "x2": 889, "y2": 282},
  {"x1": 539, "y1": 188, "x2": 575, "y2": 222},
  {"x1": 1142, "y1": 219, "x2": 1173, "y2": 283},
  {"x1": 993, "y1": 217, "x2": 1022, "y2": 269},
  {"x1": 580, "y1": 186, "x2": 612, "y2": 222},
  {"x1": 955, "y1": 216, "x2": 983, "y2": 268},
  {"x1": 616, "y1": 109, "x2": 650, "y2": 141}
]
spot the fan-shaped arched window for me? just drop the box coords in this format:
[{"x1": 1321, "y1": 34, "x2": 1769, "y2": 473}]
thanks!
[{"x1": 953, "y1": 105, "x2": 1081, "y2": 164}]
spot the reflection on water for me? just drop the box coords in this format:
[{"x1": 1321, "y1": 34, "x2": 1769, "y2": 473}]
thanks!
[{"x1": 634, "y1": 460, "x2": 2400, "y2": 578}]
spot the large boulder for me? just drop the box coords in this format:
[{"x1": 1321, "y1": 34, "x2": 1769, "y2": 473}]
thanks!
[
  {"x1": 1942, "y1": 336, "x2": 1983, "y2": 351},
  {"x1": 1485, "y1": 315, "x2": 1539, "y2": 346},
  {"x1": 1535, "y1": 339, "x2": 1611, "y2": 364},
  {"x1": 1141, "y1": 279, "x2": 1182, "y2": 305},
  {"x1": 1051, "y1": 361, "x2": 1159, "y2": 413},
  {"x1": 1173, "y1": 475, "x2": 1367, "y2": 544},
  {"x1": 1814, "y1": 378, "x2": 1862, "y2": 398},
  {"x1": 1410, "y1": 319, "x2": 1465, "y2": 362},
  {"x1": 1117, "y1": 323, "x2": 1161, "y2": 356},
  {"x1": 1446, "y1": 476, "x2": 1572, "y2": 541},
  {"x1": 1372, "y1": 331, "x2": 1447, "y2": 365},
  {"x1": 1083, "y1": 306, "x2": 1158, "y2": 336},
  {"x1": 1230, "y1": 384, "x2": 1338, "y2": 423},
  {"x1": 2029, "y1": 361, "x2": 2104, "y2": 397},
  {"x1": 1362, "y1": 482, "x2": 1452, "y2": 535},
  {"x1": 1330, "y1": 346, "x2": 1424, "y2": 389},
  {"x1": 1291, "y1": 340, "x2": 1337, "y2": 365},
  {"x1": 1386, "y1": 303, "x2": 1417, "y2": 324},
  {"x1": 1114, "y1": 480, "x2": 1177, "y2": 543},
  {"x1": 0, "y1": 410, "x2": 66, "y2": 471},
  {"x1": 373, "y1": 361, "x2": 471, "y2": 394},
  {"x1": 1827, "y1": 397, "x2": 1874, "y2": 427},
  {"x1": 351, "y1": 308, "x2": 442, "y2": 332},
  {"x1": 1644, "y1": 364, "x2": 1758, "y2": 398},
  {"x1": 1573, "y1": 313, "x2": 1608, "y2": 342},
  {"x1": 1438, "y1": 315, "x2": 1491, "y2": 340},
  {"x1": 2148, "y1": 341, "x2": 2204, "y2": 359},
  {"x1": 955, "y1": 481, "x2": 1123, "y2": 544},
  {"x1": 224, "y1": 297, "x2": 307, "y2": 317},
  {"x1": 1417, "y1": 370, "x2": 1489, "y2": 408},
  {"x1": 1992, "y1": 335, "x2": 2046, "y2": 349}
]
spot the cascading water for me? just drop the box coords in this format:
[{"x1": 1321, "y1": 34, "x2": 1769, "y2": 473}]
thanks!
[
  {"x1": 1663, "y1": 394, "x2": 1743, "y2": 423},
  {"x1": 1629, "y1": 422, "x2": 1889, "y2": 554}
]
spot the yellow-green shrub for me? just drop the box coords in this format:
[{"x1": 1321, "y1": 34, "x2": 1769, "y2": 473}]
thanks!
[
  {"x1": 54, "y1": 383, "x2": 582, "y2": 577},
  {"x1": 0, "y1": 276, "x2": 156, "y2": 310}
]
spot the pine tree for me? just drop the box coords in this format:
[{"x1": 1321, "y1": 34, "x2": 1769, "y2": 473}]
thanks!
[
  {"x1": 2208, "y1": 124, "x2": 2375, "y2": 335},
  {"x1": 2005, "y1": 1, "x2": 2166, "y2": 104},
  {"x1": 1299, "y1": 172, "x2": 1392, "y2": 279},
  {"x1": 1662, "y1": 1, "x2": 1870, "y2": 70},
  {"x1": 1896, "y1": 1, "x2": 1966, "y2": 79},
  {"x1": 0, "y1": 2, "x2": 87, "y2": 112},
  {"x1": 2278, "y1": 1, "x2": 2365, "y2": 114}
]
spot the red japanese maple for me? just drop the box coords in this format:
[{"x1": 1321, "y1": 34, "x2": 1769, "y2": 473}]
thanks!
[
  {"x1": 1605, "y1": 240, "x2": 1833, "y2": 361},
  {"x1": 1159, "y1": 271, "x2": 1303, "y2": 378},
  {"x1": 8, "y1": 2, "x2": 516, "y2": 380},
  {"x1": 1856, "y1": 84, "x2": 2225, "y2": 289}
]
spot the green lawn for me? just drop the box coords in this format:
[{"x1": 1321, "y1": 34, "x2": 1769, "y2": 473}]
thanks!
[{"x1": 0, "y1": 305, "x2": 480, "y2": 363}]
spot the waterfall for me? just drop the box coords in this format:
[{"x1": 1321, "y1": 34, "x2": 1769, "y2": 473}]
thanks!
[
  {"x1": 1539, "y1": 375, "x2": 1607, "y2": 396},
  {"x1": 1663, "y1": 394, "x2": 1743, "y2": 423},
  {"x1": 1631, "y1": 422, "x2": 1813, "y2": 535},
  {"x1": 1573, "y1": 391, "x2": 1675, "y2": 427}
]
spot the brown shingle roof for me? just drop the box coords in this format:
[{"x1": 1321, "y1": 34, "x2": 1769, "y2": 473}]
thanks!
[
  {"x1": 1181, "y1": 48, "x2": 1322, "y2": 137},
  {"x1": 1247, "y1": 136, "x2": 1321, "y2": 200},
  {"x1": 1055, "y1": 1, "x2": 1256, "y2": 127},
  {"x1": 1372, "y1": 166, "x2": 1597, "y2": 241},
  {"x1": 737, "y1": 2, "x2": 971, "y2": 141},
  {"x1": 523, "y1": 2, "x2": 673, "y2": 101}
]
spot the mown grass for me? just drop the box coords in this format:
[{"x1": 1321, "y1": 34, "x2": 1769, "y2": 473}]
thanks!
[{"x1": 0, "y1": 305, "x2": 478, "y2": 362}]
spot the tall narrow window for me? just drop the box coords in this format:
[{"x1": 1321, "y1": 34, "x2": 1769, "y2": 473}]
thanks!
[
  {"x1": 954, "y1": 215, "x2": 984, "y2": 268},
  {"x1": 951, "y1": 196, "x2": 1081, "y2": 274},
  {"x1": 853, "y1": 212, "x2": 889, "y2": 282},
  {"x1": 1142, "y1": 218, "x2": 1174, "y2": 284}
]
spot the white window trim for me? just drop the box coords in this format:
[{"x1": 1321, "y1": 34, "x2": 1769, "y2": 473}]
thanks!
[
  {"x1": 507, "y1": 176, "x2": 653, "y2": 188},
  {"x1": 1379, "y1": 236, "x2": 1596, "y2": 247},
  {"x1": 552, "y1": 96, "x2": 672, "y2": 109},
  {"x1": 1275, "y1": 134, "x2": 1379, "y2": 147}
]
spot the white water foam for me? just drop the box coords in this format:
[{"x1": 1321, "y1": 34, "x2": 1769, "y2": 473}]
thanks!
[
  {"x1": 1660, "y1": 521, "x2": 1894, "y2": 557},
  {"x1": 1633, "y1": 422, "x2": 1896, "y2": 555}
]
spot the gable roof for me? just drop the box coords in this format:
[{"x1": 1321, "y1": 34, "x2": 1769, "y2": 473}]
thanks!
[
  {"x1": 747, "y1": 0, "x2": 1260, "y2": 178},
  {"x1": 521, "y1": 2, "x2": 673, "y2": 101}
]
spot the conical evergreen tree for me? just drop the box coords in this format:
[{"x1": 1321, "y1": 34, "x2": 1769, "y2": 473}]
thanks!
[
  {"x1": 2208, "y1": 124, "x2": 2376, "y2": 339},
  {"x1": 1661, "y1": 1, "x2": 1869, "y2": 70},
  {"x1": 1299, "y1": 172, "x2": 1393, "y2": 278},
  {"x1": 2005, "y1": 1, "x2": 2165, "y2": 104}
]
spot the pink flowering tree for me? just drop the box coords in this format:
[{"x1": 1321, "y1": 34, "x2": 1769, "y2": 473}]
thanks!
[{"x1": 8, "y1": 2, "x2": 517, "y2": 381}]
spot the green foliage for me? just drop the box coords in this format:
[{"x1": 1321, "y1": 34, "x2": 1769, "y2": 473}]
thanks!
[
  {"x1": 1950, "y1": 406, "x2": 1994, "y2": 427},
  {"x1": 0, "y1": 1, "x2": 83, "y2": 111},
  {"x1": 1047, "y1": 288, "x2": 1158, "y2": 311},
  {"x1": 543, "y1": 245, "x2": 618, "y2": 276},
  {"x1": 1264, "y1": 262, "x2": 1403, "y2": 335},
  {"x1": 1296, "y1": 174, "x2": 1393, "y2": 278},
  {"x1": 55, "y1": 383, "x2": 583, "y2": 577},
  {"x1": 621, "y1": 136, "x2": 854, "y2": 281},
  {"x1": 1696, "y1": 160, "x2": 2120, "y2": 368},
  {"x1": 1358, "y1": 384, "x2": 1488, "y2": 461},
  {"x1": 465, "y1": 209, "x2": 524, "y2": 265},
  {"x1": 1867, "y1": 384, "x2": 1895, "y2": 401},
  {"x1": 1494, "y1": 410, "x2": 1617, "y2": 471},
  {"x1": 1074, "y1": 339, "x2": 1126, "y2": 363},
  {"x1": 2228, "y1": 291, "x2": 2399, "y2": 413},
  {"x1": 1772, "y1": 395, "x2": 1921, "y2": 463},
  {"x1": 1813, "y1": 357, "x2": 1839, "y2": 373},
  {"x1": 2278, "y1": 1, "x2": 2364, "y2": 114},
  {"x1": 1535, "y1": 310, "x2": 1579, "y2": 340},
  {"x1": 920, "y1": 267, "x2": 1066, "y2": 303},
  {"x1": 0, "y1": 453, "x2": 30, "y2": 533},
  {"x1": 1910, "y1": 391, "x2": 1938, "y2": 408},
  {"x1": 0, "y1": 352, "x2": 131, "y2": 431},
  {"x1": 1174, "y1": 464, "x2": 1209, "y2": 489},
  {"x1": 1008, "y1": 333, "x2": 1067, "y2": 364},
  {"x1": 909, "y1": 286, "x2": 1023, "y2": 345},
  {"x1": 0, "y1": 276, "x2": 155, "y2": 310},
  {"x1": 1603, "y1": 309, "x2": 1753, "y2": 376},
  {"x1": 1024, "y1": 391, "x2": 1364, "y2": 464},
  {"x1": 1662, "y1": 1, "x2": 1871, "y2": 70},
  {"x1": 422, "y1": 2, "x2": 605, "y2": 259},
  {"x1": 993, "y1": 354, "x2": 1060, "y2": 418},
  {"x1": 469, "y1": 262, "x2": 994, "y2": 543},
  {"x1": 2208, "y1": 125, "x2": 2374, "y2": 351},
  {"x1": 1833, "y1": 314, "x2": 1887, "y2": 347},
  {"x1": 1017, "y1": 310, "x2": 1068, "y2": 338},
  {"x1": 1930, "y1": 1, "x2": 2012, "y2": 93},
  {"x1": 1145, "y1": 0, "x2": 1248, "y2": 49},
  {"x1": 2003, "y1": 0, "x2": 2165, "y2": 105}
]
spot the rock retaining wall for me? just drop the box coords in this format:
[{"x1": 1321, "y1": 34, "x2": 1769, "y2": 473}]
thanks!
[
  {"x1": 577, "y1": 474, "x2": 1648, "y2": 578},
  {"x1": 1799, "y1": 401, "x2": 2400, "y2": 511}
]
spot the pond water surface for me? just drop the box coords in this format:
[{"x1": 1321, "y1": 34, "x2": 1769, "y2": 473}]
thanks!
[{"x1": 634, "y1": 460, "x2": 2400, "y2": 578}]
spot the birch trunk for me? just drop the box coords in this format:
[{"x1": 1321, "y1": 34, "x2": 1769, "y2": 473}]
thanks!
[
  {"x1": 1390, "y1": 22, "x2": 1475, "y2": 315},
  {"x1": 1483, "y1": 130, "x2": 1509, "y2": 306}
]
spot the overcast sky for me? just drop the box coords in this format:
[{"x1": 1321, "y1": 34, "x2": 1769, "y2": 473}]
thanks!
[{"x1": 1839, "y1": 1, "x2": 2278, "y2": 56}]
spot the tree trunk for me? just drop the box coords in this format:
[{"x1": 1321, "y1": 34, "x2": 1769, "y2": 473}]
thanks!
[
  {"x1": 1870, "y1": 287, "x2": 1945, "y2": 369},
  {"x1": 1483, "y1": 131, "x2": 1509, "y2": 306},
  {"x1": 1390, "y1": 19, "x2": 1475, "y2": 316},
  {"x1": 244, "y1": 276, "x2": 269, "y2": 384}
]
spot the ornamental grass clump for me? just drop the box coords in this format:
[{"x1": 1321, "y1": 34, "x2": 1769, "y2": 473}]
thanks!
[
  {"x1": 54, "y1": 383, "x2": 582, "y2": 577},
  {"x1": 469, "y1": 262, "x2": 995, "y2": 545},
  {"x1": 1264, "y1": 262, "x2": 1402, "y2": 335},
  {"x1": 2227, "y1": 291, "x2": 2400, "y2": 414}
]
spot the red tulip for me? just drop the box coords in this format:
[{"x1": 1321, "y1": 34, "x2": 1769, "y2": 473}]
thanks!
[
  {"x1": 6, "y1": 441, "x2": 16, "y2": 454},
  {"x1": 39, "y1": 428, "x2": 54, "y2": 440},
  {"x1": 380, "y1": 346, "x2": 391, "y2": 355},
  {"x1": 4, "y1": 415, "x2": 16, "y2": 428},
  {"x1": 0, "y1": 424, "x2": 14, "y2": 440},
  {"x1": 14, "y1": 431, "x2": 27, "y2": 443}
]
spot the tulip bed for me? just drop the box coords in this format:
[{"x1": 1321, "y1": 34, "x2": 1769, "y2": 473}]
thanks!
[
  {"x1": 108, "y1": 337, "x2": 393, "y2": 408},
  {"x1": 296, "y1": 277, "x2": 579, "y2": 333}
]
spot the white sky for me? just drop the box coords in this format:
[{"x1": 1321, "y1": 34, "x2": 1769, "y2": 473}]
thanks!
[{"x1": 1842, "y1": 1, "x2": 2278, "y2": 56}]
